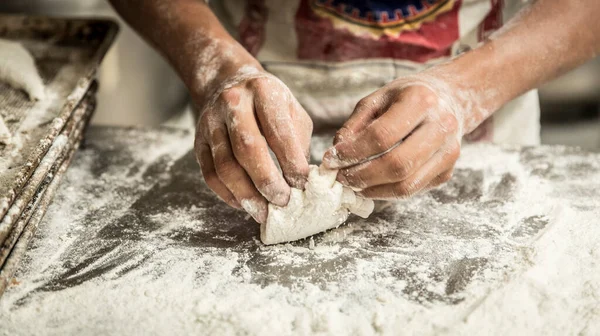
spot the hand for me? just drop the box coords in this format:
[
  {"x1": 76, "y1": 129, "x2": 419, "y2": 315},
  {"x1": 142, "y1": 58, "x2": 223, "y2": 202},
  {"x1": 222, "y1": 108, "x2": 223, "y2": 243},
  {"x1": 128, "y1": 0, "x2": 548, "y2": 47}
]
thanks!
[
  {"x1": 322, "y1": 73, "x2": 469, "y2": 199},
  {"x1": 195, "y1": 65, "x2": 313, "y2": 223}
]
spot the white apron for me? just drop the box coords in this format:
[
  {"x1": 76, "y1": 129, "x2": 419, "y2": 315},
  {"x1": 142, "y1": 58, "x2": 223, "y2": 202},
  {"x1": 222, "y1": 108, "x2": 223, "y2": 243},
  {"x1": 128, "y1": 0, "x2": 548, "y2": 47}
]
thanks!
[{"x1": 210, "y1": 0, "x2": 540, "y2": 145}]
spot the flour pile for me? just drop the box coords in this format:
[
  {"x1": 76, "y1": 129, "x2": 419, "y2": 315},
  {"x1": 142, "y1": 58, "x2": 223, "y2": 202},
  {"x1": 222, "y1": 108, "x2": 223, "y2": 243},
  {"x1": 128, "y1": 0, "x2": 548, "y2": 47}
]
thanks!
[
  {"x1": 0, "y1": 39, "x2": 45, "y2": 101},
  {"x1": 262, "y1": 165, "x2": 374, "y2": 245},
  {"x1": 0, "y1": 127, "x2": 599, "y2": 335},
  {"x1": 0, "y1": 38, "x2": 46, "y2": 145}
]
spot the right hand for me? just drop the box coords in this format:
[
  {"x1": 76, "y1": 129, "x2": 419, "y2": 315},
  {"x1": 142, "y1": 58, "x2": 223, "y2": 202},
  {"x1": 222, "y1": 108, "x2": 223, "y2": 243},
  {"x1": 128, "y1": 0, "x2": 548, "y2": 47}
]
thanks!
[{"x1": 194, "y1": 65, "x2": 313, "y2": 224}]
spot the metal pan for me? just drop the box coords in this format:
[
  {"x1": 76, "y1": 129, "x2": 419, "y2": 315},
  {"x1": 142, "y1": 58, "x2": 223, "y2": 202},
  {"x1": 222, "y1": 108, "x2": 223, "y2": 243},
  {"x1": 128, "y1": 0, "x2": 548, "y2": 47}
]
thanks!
[
  {"x1": 0, "y1": 90, "x2": 96, "y2": 263},
  {"x1": 0, "y1": 89, "x2": 96, "y2": 297},
  {"x1": 0, "y1": 15, "x2": 118, "y2": 222}
]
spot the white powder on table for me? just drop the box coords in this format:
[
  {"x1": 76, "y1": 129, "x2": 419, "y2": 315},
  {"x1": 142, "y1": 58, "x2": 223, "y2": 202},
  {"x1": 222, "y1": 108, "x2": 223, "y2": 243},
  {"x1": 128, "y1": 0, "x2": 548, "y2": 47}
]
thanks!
[{"x1": 0, "y1": 128, "x2": 599, "y2": 335}]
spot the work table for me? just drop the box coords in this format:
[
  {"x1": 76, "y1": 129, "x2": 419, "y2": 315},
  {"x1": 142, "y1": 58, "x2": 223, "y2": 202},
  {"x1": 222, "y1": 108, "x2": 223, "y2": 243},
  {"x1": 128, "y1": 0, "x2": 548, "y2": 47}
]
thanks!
[{"x1": 1, "y1": 126, "x2": 599, "y2": 335}]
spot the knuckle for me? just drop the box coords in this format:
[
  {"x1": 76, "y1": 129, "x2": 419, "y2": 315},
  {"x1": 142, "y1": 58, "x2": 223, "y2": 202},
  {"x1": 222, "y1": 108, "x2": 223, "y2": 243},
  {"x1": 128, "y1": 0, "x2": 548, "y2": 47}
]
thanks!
[
  {"x1": 439, "y1": 113, "x2": 460, "y2": 134},
  {"x1": 447, "y1": 141, "x2": 461, "y2": 161},
  {"x1": 215, "y1": 159, "x2": 238, "y2": 181},
  {"x1": 394, "y1": 180, "x2": 418, "y2": 198},
  {"x1": 404, "y1": 85, "x2": 437, "y2": 108},
  {"x1": 370, "y1": 126, "x2": 394, "y2": 151},
  {"x1": 354, "y1": 97, "x2": 371, "y2": 111},
  {"x1": 249, "y1": 77, "x2": 272, "y2": 92},
  {"x1": 219, "y1": 87, "x2": 242, "y2": 105},
  {"x1": 420, "y1": 90, "x2": 438, "y2": 108},
  {"x1": 334, "y1": 126, "x2": 352, "y2": 144},
  {"x1": 233, "y1": 132, "x2": 258, "y2": 153},
  {"x1": 440, "y1": 171, "x2": 454, "y2": 183},
  {"x1": 390, "y1": 156, "x2": 412, "y2": 178}
]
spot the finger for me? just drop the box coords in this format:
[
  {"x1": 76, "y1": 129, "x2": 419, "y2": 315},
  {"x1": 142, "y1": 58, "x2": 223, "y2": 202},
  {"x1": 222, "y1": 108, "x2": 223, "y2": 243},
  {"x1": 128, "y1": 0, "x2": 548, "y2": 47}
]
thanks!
[
  {"x1": 424, "y1": 169, "x2": 454, "y2": 191},
  {"x1": 359, "y1": 141, "x2": 460, "y2": 199},
  {"x1": 222, "y1": 87, "x2": 291, "y2": 206},
  {"x1": 195, "y1": 141, "x2": 241, "y2": 209},
  {"x1": 292, "y1": 100, "x2": 313, "y2": 161},
  {"x1": 207, "y1": 120, "x2": 269, "y2": 224},
  {"x1": 338, "y1": 120, "x2": 447, "y2": 189},
  {"x1": 323, "y1": 88, "x2": 435, "y2": 169},
  {"x1": 253, "y1": 78, "x2": 310, "y2": 189},
  {"x1": 332, "y1": 90, "x2": 388, "y2": 145}
]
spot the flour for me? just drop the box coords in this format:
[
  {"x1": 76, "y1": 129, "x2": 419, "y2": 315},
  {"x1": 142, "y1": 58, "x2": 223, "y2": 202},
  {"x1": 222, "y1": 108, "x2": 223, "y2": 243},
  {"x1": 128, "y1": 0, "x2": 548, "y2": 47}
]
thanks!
[
  {"x1": 1, "y1": 128, "x2": 599, "y2": 335},
  {"x1": 0, "y1": 39, "x2": 45, "y2": 101},
  {"x1": 0, "y1": 62, "x2": 89, "y2": 220},
  {"x1": 262, "y1": 165, "x2": 374, "y2": 245},
  {"x1": 17, "y1": 90, "x2": 59, "y2": 132},
  {"x1": 452, "y1": 206, "x2": 600, "y2": 335},
  {"x1": 0, "y1": 135, "x2": 68, "y2": 244}
]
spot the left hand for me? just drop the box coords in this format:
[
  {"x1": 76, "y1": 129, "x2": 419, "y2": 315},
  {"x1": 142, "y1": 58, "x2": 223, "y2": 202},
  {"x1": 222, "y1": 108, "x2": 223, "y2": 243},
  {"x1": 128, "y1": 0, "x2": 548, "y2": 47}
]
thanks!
[{"x1": 322, "y1": 73, "x2": 470, "y2": 199}]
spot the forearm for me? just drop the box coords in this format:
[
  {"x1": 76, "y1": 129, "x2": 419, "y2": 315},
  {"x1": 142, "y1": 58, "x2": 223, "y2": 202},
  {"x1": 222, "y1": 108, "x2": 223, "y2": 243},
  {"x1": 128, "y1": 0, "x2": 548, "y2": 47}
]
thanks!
[
  {"x1": 108, "y1": 0, "x2": 260, "y2": 102},
  {"x1": 431, "y1": 0, "x2": 600, "y2": 133}
]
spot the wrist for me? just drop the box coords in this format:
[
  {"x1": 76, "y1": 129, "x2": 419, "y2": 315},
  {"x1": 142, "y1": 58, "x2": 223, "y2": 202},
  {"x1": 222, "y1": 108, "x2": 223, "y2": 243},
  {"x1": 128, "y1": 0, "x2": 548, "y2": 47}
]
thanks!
[
  {"x1": 422, "y1": 45, "x2": 514, "y2": 135},
  {"x1": 186, "y1": 39, "x2": 262, "y2": 104}
]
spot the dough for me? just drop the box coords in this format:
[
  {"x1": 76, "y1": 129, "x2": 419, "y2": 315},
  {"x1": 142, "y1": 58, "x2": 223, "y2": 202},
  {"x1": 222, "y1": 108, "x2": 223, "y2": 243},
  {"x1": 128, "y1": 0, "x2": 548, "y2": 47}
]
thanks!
[
  {"x1": 0, "y1": 39, "x2": 45, "y2": 101},
  {"x1": 261, "y1": 165, "x2": 374, "y2": 245}
]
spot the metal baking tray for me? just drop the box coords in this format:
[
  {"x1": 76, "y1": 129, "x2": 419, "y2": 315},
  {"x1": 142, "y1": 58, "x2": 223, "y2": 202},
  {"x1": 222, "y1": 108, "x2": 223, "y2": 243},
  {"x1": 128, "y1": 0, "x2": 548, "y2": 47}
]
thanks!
[
  {"x1": 0, "y1": 89, "x2": 96, "y2": 267},
  {"x1": 0, "y1": 105, "x2": 87, "y2": 296},
  {"x1": 0, "y1": 15, "x2": 118, "y2": 221}
]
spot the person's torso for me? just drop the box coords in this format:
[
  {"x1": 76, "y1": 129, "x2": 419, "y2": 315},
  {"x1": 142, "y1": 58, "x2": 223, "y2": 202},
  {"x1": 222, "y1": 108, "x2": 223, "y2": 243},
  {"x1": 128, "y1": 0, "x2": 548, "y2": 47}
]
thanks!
[{"x1": 211, "y1": 0, "x2": 540, "y2": 145}]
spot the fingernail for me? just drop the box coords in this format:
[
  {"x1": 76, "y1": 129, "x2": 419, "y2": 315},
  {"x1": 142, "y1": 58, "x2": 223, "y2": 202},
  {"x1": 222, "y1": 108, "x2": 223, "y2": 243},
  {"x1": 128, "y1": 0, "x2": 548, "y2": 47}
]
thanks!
[
  {"x1": 262, "y1": 182, "x2": 290, "y2": 207},
  {"x1": 323, "y1": 147, "x2": 342, "y2": 169},
  {"x1": 271, "y1": 190, "x2": 291, "y2": 207},
  {"x1": 241, "y1": 199, "x2": 267, "y2": 224},
  {"x1": 257, "y1": 208, "x2": 268, "y2": 224},
  {"x1": 284, "y1": 169, "x2": 309, "y2": 190},
  {"x1": 230, "y1": 198, "x2": 242, "y2": 209}
]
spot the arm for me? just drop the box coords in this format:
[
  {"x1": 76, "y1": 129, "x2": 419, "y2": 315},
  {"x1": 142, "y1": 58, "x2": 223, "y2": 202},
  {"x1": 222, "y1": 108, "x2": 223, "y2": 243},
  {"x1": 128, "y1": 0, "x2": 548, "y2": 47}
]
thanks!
[
  {"x1": 109, "y1": 0, "x2": 313, "y2": 222},
  {"x1": 321, "y1": 0, "x2": 600, "y2": 199},
  {"x1": 435, "y1": 0, "x2": 600, "y2": 133},
  {"x1": 108, "y1": 0, "x2": 253, "y2": 103}
]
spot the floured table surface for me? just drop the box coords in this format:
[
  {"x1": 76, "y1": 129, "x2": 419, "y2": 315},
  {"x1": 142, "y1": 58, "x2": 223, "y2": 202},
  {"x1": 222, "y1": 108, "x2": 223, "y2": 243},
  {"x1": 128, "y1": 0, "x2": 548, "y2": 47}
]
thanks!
[{"x1": 1, "y1": 126, "x2": 599, "y2": 335}]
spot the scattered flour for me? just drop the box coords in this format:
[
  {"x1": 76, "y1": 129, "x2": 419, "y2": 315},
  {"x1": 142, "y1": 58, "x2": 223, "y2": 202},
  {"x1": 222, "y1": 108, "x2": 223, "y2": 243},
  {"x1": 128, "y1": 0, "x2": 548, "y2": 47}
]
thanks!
[
  {"x1": 0, "y1": 135, "x2": 68, "y2": 244},
  {"x1": 0, "y1": 128, "x2": 599, "y2": 335}
]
